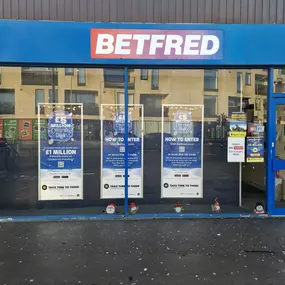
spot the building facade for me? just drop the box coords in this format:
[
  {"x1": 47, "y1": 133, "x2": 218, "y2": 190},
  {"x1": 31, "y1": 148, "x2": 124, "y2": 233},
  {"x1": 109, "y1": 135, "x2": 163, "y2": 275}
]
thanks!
[{"x1": 0, "y1": 1, "x2": 285, "y2": 219}]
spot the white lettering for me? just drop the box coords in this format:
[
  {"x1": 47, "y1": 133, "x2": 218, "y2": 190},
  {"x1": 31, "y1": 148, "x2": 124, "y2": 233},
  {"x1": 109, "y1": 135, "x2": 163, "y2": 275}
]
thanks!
[
  {"x1": 200, "y1": 35, "x2": 220, "y2": 55},
  {"x1": 115, "y1": 34, "x2": 132, "y2": 55},
  {"x1": 164, "y1": 35, "x2": 183, "y2": 55},
  {"x1": 133, "y1": 34, "x2": 151, "y2": 55},
  {"x1": 96, "y1": 34, "x2": 114, "y2": 54},
  {"x1": 149, "y1": 35, "x2": 166, "y2": 55},
  {"x1": 183, "y1": 35, "x2": 201, "y2": 55}
]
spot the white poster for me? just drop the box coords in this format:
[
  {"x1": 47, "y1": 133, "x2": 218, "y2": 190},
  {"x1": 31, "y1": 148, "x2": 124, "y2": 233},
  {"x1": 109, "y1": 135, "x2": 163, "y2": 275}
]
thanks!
[
  {"x1": 38, "y1": 103, "x2": 83, "y2": 201},
  {"x1": 161, "y1": 105, "x2": 204, "y2": 198},
  {"x1": 227, "y1": 137, "x2": 245, "y2": 162},
  {"x1": 101, "y1": 104, "x2": 144, "y2": 199}
]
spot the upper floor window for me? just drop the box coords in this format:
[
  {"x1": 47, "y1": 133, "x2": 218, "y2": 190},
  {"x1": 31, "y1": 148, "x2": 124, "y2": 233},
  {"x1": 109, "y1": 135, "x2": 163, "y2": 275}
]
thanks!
[
  {"x1": 65, "y1": 68, "x2": 74, "y2": 76},
  {"x1": 204, "y1": 70, "x2": 218, "y2": 91},
  {"x1": 141, "y1": 69, "x2": 148, "y2": 80},
  {"x1": 65, "y1": 90, "x2": 98, "y2": 115},
  {"x1": 151, "y1": 69, "x2": 159, "y2": 90},
  {"x1": 140, "y1": 94, "x2": 165, "y2": 117},
  {"x1": 245, "y1": 72, "x2": 251, "y2": 85},
  {"x1": 116, "y1": 93, "x2": 134, "y2": 105},
  {"x1": 35, "y1": 89, "x2": 45, "y2": 114},
  {"x1": 237, "y1": 72, "x2": 242, "y2": 93},
  {"x1": 21, "y1": 67, "x2": 58, "y2": 86},
  {"x1": 48, "y1": 89, "x2": 58, "y2": 103},
  {"x1": 104, "y1": 69, "x2": 134, "y2": 89},
  {"x1": 228, "y1": 96, "x2": 241, "y2": 116},
  {"x1": 204, "y1": 95, "x2": 217, "y2": 118},
  {"x1": 77, "y1": 68, "x2": 86, "y2": 86},
  {"x1": 255, "y1": 74, "x2": 268, "y2": 95},
  {"x1": 0, "y1": 89, "x2": 15, "y2": 114},
  {"x1": 280, "y1": 69, "x2": 285, "y2": 75}
]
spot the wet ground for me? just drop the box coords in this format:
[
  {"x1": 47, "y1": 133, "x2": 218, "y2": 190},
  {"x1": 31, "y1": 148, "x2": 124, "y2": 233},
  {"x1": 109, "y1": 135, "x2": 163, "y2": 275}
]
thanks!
[{"x1": 0, "y1": 219, "x2": 284, "y2": 284}]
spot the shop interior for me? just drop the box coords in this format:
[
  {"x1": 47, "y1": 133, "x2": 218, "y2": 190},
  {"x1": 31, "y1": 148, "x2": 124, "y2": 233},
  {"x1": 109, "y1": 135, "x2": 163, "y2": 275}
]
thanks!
[{"x1": 0, "y1": 67, "x2": 282, "y2": 216}]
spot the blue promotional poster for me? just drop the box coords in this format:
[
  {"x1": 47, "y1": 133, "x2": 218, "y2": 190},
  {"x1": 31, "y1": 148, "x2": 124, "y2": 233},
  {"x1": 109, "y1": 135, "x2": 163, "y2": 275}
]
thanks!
[
  {"x1": 246, "y1": 137, "x2": 264, "y2": 163},
  {"x1": 39, "y1": 104, "x2": 83, "y2": 201},
  {"x1": 101, "y1": 105, "x2": 143, "y2": 199},
  {"x1": 161, "y1": 105, "x2": 203, "y2": 198}
]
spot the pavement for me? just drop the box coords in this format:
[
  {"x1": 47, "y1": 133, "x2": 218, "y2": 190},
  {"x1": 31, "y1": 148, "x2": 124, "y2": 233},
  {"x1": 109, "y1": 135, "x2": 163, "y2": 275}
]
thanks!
[{"x1": 0, "y1": 218, "x2": 285, "y2": 284}]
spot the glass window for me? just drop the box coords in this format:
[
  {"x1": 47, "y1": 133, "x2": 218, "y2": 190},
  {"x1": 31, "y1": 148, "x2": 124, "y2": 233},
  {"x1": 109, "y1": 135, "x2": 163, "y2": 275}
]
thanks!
[
  {"x1": 65, "y1": 90, "x2": 98, "y2": 115},
  {"x1": 65, "y1": 68, "x2": 74, "y2": 76},
  {"x1": 140, "y1": 94, "x2": 164, "y2": 117},
  {"x1": 245, "y1": 72, "x2": 251, "y2": 85},
  {"x1": 104, "y1": 68, "x2": 124, "y2": 88},
  {"x1": 103, "y1": 68, "x2": 135, "y2": 89},
  {"x1": 77, "y1": 68, "x2": 86, "y2": 86},
  {"x1": 228, "y1": 96, "x2": 241, "y2": 116},
  {"x1": 204, "y1": 70, "x2": 218, "y2": 91},
  {"x1": 237, "y1": 72, "x2": 242, "y2": 93},
  {"x1": 0, "y1": 89, "x2": 15, "y2": 114},
  {"x1": 255, "y1": 74, "x2": 268, "y2": 95},
  {"x1": 204, "y1": 95, "x2": 217, "y2": 117},
  {"x1": 116, "y1": 93, "x2": 134, "y2": 105},
  {"x1": 22, "y1": 67, "x2": 58, "y2": 86},
  {"x1": 48, "y1": 89, "x2": 58, "y2": 103},
  {"x1": 141, "y1": 69, "x2": 148, "y2": 80},
  {"x1": 151, "y1": 69, "x2": 159, "y2": 90},
  {"x1": 35, "y1": 89, "x2": 45, "y2": 114}
]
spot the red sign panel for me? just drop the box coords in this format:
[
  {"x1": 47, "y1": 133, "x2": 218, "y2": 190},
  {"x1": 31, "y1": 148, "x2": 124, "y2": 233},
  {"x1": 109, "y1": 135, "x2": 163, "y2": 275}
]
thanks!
[{"x1": 90, "y1": 29, "x2": 223, "y2": 60}]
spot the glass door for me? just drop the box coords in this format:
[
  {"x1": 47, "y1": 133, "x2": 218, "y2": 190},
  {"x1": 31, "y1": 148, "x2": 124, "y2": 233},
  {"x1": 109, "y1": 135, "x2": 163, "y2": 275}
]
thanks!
[{"x1": 273, "y1": 98, "x2": 285, "y2": 212}]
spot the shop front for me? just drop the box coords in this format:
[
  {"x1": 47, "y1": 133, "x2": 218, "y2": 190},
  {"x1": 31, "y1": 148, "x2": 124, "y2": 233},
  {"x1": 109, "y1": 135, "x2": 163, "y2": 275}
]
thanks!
[{"x1": 0, "y1": 21, "x2": 285, "y2": 219}]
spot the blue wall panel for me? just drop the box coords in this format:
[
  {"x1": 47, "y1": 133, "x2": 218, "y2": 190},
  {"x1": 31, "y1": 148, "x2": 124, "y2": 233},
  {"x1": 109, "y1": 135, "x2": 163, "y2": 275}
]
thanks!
[{"x1": 0, "y1": 20, "x2": 284, "y2": 66}]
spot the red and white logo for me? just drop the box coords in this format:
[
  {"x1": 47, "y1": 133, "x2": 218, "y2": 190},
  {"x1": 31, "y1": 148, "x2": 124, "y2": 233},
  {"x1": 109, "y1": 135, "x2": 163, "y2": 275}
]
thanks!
[{"x1": 90, "y1": 29, "x2": 223, "y2": 59}]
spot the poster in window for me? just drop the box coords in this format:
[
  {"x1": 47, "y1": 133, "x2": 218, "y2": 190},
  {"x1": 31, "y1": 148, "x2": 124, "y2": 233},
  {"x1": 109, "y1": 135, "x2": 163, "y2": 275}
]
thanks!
[
  {"x1": 161, "y1": 105, "x2": 203, "y2": 198},
  {"x1": 32, "y1": 119, "x2": 48, "y2": 140},
  {"x1": 229, "y1": 112, "x2": 247, "y2": 137},
  {"x1": 101, "y1": 104, "x2": 143, "y2": 199},
  {"x1": 0, "y1": 119, "x2": 3, "y2": 137},
  {"x1": 246, "y1": 137, "x2": 264, "y2": 163},
  {"x1": 4, "y1": 119, "x2": 18, "y2": 140},
  {"x1": 18, "y1": 119, "x2": 32, "y2": 140},
  {"x1": 38, "y1": 103, "x2": 83, "y2": 201},
  {"x1": 227, "y1": 137, "x2": 245, "y2": 162}
]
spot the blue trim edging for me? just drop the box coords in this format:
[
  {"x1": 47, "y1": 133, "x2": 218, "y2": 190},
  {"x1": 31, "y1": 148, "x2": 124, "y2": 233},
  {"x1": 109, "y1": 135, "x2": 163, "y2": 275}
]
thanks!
[{"x1": 0, "y1": 213, "x2": 270, "y2": 222}]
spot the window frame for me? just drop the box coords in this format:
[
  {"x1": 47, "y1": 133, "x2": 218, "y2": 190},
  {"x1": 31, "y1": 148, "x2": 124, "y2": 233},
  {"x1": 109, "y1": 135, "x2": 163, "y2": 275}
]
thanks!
[
  {"x1": 77, "y1": 68, "x2": 86, "y2": 86},
  {"x1": 35, "y1": 89, "x2": 45, "y2": 115},
  {"x1": 204, "y1": 95, "x2": 218, "y2": 118},
  {"x1": 204, "y1": 69, "x2": 218, "y2": 91},
  {"x1": 228, "y1": 95, "x2": 242, "y2": 116},
  {"x1": 0, "y1": 88, "x2": 15, "y2": 115},
  {"x1": 151, "y1": 69, "x2": 159, "y2": 90},
  {"x1": 140, "y1": 93, "x2": 165, "y2": 117},
  {"x1": 140, "y1": 69, "x2": 148, "y2": 80},
  {"x1": 237, "y1": 72, "x2": 243, "y2": 93},
  {"x1": 48, "y1": 89, "x2": 58, "y2": 103},
  {"x1": 116, "y1": 93, "x2": 134, "y2": 105},
  {"x1": 64, "y1": 90, "x2": 99, "y2": 115},
  {"x1": 245, "y1": 72, "x2": 251, "y2": 86}
]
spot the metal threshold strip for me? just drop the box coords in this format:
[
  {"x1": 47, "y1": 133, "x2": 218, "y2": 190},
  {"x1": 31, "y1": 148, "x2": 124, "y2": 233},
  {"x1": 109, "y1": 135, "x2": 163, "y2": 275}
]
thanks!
[{"x1": 0, "y1": 212, "x2": 270, "y2": 223}]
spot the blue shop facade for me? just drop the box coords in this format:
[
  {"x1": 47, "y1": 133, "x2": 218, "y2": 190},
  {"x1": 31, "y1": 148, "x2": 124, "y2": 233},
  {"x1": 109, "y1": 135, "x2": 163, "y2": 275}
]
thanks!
[{"x1": 0, "y1": 21, "x2": 285, "y2": 220}]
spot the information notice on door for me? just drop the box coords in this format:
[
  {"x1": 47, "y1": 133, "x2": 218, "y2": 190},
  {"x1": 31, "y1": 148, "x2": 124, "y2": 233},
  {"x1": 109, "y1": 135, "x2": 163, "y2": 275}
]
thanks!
[
  {"x1": 227, "y1": 137, "x2": 245, "y2": 162},
  {"x1": 38, "y1": 103, "x2": 83, "y2": 201},
  {"x1": 161, "y1": 105, "x2": 203, "y2": 198},
  {"x1": 101, "y1": 104, "x2": 144, "y2": 199}
]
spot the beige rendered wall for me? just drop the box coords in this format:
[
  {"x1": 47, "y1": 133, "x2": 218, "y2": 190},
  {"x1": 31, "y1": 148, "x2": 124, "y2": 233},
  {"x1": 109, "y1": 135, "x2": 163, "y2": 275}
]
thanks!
[{"x1": 0, "y1": 67, "x2": 274, "y2": 123}]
